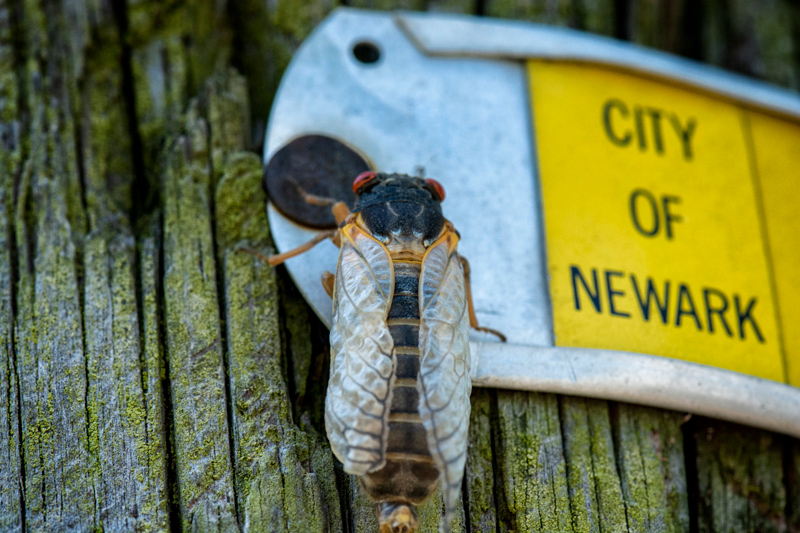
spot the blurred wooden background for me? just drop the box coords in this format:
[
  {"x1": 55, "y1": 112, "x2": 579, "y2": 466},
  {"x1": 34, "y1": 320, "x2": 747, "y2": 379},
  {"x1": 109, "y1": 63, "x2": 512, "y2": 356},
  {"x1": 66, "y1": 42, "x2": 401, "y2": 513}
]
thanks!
[{"x1": 0, "y1": 0, "x2": 798, "y2": 531}]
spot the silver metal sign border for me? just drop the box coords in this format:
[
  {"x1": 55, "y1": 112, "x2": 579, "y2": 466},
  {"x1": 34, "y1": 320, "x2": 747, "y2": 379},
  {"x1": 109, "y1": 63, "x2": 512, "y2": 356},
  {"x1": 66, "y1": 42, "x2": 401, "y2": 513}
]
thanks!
[
  {"x1": 265, "y1": 8, "x2": 800, "y2": 439},
  {"x1": 395, "y1": 10, "x2": 800, "y2": 121}
]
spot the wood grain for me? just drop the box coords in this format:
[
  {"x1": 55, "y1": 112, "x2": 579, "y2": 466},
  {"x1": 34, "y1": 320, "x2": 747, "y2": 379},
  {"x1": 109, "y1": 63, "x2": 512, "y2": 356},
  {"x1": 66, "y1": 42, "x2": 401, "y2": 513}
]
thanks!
[{"x1": 2, "y1": 1, "x2": 799, "y2": 531}]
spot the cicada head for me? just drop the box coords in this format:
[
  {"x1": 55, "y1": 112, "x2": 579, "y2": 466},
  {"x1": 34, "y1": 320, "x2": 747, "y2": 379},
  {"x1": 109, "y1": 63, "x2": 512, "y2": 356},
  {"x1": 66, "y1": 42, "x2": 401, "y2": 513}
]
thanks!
[
  {"x1": 351, "y1": 172, "x2": 446, "y2": 249},
  {"x1": 352, "y1": 172, "x2": 445, "y2": 205}
]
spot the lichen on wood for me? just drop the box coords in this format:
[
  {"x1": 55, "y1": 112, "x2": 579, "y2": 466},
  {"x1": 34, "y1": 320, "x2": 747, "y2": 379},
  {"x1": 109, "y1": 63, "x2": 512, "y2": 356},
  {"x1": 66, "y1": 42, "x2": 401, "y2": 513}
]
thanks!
[
  {"x1": 3, "y1": 1, "x2": 800, "y2": 531},
  {"x1": 0, "y1": 2, "x2": 23, "y2": 527},
  {"x1": 701, "y1": 0, "x2": 800, "y2": 90},
  {"x1": 161, "y1": 97, "x2": 237, "y2": 529},
  {"x1": 496, "y1": 390, "x2": 571, "y2": 532},
  {"x1": 692, "y1": 419, "x2": 787, "y2": 532},
  {"x1": 0, "y1": 101, "x2": 22, "y2": 531},
  {"x1": 560, "y1": 396, "x2": 627, "y2": 532},
  {"x1": 612, "y1": 404, "x2": 689, "y2": 532},
  {"x1": 12, "y1": 0, "x2": 96, "y2": 520},
  {"x1": 464, "y1": 389, "x2": 497, "y2": 532},
  {"x1": 216, "y1": 149, "x2": 342, "y2": 531},
  {"x1": 228, "y1": 0, "x2": 337, "y2": 144},
  {"x1": 485, "y1": 0, "x2": 581, "y2": 28},
  {"x1": 84, "y1": 230, "x2": 170, "y2": 530},
  {"x1": 16, "y1": 148, "x2": 95, "y2": 531}
]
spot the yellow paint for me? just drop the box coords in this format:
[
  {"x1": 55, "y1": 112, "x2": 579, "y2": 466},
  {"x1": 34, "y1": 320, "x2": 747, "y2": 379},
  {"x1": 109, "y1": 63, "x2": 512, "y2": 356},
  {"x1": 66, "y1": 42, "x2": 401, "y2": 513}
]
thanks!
[
  {"x1": 528, "y1": 60, "x2": 785, "y2": 383},
  {"x1": 747, "y1": 112, "x2": 800, "y2": 386}
]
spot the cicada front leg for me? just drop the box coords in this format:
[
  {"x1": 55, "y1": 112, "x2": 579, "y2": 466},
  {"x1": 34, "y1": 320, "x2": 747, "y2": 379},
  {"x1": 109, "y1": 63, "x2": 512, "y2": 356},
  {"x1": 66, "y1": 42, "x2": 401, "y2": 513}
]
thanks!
[
  {"x1": 321, "y1": 271, "x2": 335, "y2": 298},
  {"x1": 459, "y1": 255, "x2": 507, "y2": 342},
  {"x1": 262, "y1": 229, "x2": 339, "y2": 266},
  {"x1": 260, "y1": 195, "x2": 351, "y2": 267},
  {"x1": 239, "y1": 186, "x2": 352, "y2": 299}
]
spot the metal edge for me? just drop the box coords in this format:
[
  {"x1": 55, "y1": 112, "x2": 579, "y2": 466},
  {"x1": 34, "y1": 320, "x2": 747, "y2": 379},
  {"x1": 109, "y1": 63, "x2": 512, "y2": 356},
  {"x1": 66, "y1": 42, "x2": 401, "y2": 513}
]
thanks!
[
  {"x1": 470, "y1": 341, "x2": 800, "y2": 438},
  {"x1": 394, "y1": 10, "x2": 800, "y2": 121}
]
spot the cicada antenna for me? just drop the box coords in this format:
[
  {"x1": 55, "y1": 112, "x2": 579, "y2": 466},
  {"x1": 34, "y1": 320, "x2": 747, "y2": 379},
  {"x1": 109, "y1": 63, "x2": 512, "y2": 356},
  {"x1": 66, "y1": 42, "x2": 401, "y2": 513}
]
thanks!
[
  {"x1": 284, "y1": 173, "x2": 351, "y2": 224},
  {"x1": 285, "y1": 174, "x2": 339, "y2": 206}
]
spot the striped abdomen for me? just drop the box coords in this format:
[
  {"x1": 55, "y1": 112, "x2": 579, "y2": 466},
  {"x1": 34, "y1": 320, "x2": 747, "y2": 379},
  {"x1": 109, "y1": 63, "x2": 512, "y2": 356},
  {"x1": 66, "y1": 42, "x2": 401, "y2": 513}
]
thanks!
[{"x1": 361, "y1": 260, "x2": 440, "y2": 505}]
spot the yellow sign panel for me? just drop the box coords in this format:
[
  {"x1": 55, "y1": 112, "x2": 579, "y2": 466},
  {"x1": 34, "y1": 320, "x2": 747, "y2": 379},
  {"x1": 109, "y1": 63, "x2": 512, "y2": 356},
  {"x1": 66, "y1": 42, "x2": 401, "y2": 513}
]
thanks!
[
  {"x1": 528, "y1": 61, "x2": 787, "y2": 383},
  {"x1": 748, "y1": 113, "x2": 800, "y2": 386}
]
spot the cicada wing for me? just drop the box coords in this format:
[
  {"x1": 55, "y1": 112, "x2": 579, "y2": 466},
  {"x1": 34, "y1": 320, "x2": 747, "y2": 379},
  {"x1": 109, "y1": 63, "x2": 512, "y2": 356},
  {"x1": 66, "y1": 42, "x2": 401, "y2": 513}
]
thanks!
[
  {"x1": 418, "y1": 231, "x2": 471, "y2": 528},
  {"x1": 326, "y1": 224, "x2": 396, "y2": 475}
]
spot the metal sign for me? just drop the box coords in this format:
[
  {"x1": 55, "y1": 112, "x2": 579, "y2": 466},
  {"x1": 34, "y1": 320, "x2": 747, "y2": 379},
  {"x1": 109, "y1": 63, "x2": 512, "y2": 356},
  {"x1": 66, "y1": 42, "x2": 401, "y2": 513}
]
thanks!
[{"x1": 264, "y1": 8, "x2": 800, "y2": 437}]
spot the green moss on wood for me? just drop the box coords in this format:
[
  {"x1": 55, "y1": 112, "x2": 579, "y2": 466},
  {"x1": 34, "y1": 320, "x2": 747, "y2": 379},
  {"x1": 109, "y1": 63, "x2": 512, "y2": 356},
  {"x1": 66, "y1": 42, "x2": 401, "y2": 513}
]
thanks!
[
  {"x1": 702, "y1": 0, "x2": 799, "y2": 90},
  {"x1": 202, "y1": 73, "x2": 251, "y2": 185},
  {"x1": 425, "y1": 0, "x2": 476, "y2": 14},
  {"x1": 485, "y1": 0, "x2": 577, "y2": 27},
  {"x1": 228, "y1": 0, "x2": 336, "y2": 139},
  {"x1": 279, "y1": 274, "x2": 315, "y2": 405},
  {"x1": 0, "y1": 134, "x2": 22, "y2": 531},
  {"x1": 138, "y1": 220, "x2": 172, "y2": 529},
  {"x1": 576, "y1": 0, "x2": 616, "y2": 35},
  {"x1": 17, "y1": 179, "x2": 95, "y2": 530},
  {"x1": 0, "y1": 7, "x2": 23, "y2": 524},
  {"x1": 216, "y1": 146, "x2": 342, "y2": 530},
  {"x1": 416, "y1": 489, "x2": 465, "y2": 533},
  {"x1": 350, "y1": 476, "x2": 379, "y2": 532},
  {"x1": 787, "y1": 439, "x2": 800, "y2": 530},
  {"x1": 126, "y1": 0, "x2": 232, "y2": 83},
  {"x1": 10, "y1": 5, "x2": 100, "y2": 524},
  {"x1": 81, "y1": 60, "x2": 136, "y2": 223},
  {"x1": 347, "y1": 0, "x2": 426, "y2": 9},
  {"x1": 127, "y1": 0, "x2": 233, "y2": 207},
  {"x1": 4, "y1": 2, "x2": 799, "y2": 532},
  {"x1": 613, "y1": 404, "x2": 689, "y2": 532},
  {"x1": 496, "y1": 391, "x2": 571, "y2": 532},
  {"x1": 626, "y1": 0, "x2": 692, "y2": 55},
  {"x1": 162, "y1": 88, "x2": 236, "y2": 529},
  {"x1": 560, "y1": 396, "x2": 626, "y2": 532},
  {"x1": 464, "y1": 389, "x2": 497, "y2": 532},
  {"x1": 693, "y1": 419, "x2": 787, "y2": 533},
  {"x1": 83, "y1": 230, "x2": 170, "y2": 531}
]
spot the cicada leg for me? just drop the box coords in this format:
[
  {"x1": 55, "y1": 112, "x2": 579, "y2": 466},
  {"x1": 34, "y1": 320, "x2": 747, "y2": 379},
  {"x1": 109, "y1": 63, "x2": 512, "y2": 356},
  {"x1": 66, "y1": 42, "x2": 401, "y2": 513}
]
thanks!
[
  {"x1": 239, "y1": 182, "x2": 353, "y2": 289},
  {"x1": 255, "y1": 229, "x2": 339, "y2": 266},
  {"x1": 459, "y1": 255, "x2": 507, "y2": 342},
  {"x1": 287, "y1": 175, "x2": 352, "y2": 226},
  {"x1": 321, "y1": 271, "x2": 335, "y2": 298}
]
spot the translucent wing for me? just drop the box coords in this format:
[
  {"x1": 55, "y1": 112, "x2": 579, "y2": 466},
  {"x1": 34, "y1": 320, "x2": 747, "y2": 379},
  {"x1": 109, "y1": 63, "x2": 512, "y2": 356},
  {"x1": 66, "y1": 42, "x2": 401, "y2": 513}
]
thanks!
[
  {"x1": 418, "y1": 230, "x2": 471, "y2": 528},
  {"x1": 326, "y1": 223, "x2": 396, "y2": 475}
]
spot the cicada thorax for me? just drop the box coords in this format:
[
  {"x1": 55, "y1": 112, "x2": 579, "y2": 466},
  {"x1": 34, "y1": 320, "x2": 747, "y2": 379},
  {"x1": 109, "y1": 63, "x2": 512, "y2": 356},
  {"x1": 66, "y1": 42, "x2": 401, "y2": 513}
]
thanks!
[{"x1": 355, "y1": 186, "x2": 446, "y2": 526}]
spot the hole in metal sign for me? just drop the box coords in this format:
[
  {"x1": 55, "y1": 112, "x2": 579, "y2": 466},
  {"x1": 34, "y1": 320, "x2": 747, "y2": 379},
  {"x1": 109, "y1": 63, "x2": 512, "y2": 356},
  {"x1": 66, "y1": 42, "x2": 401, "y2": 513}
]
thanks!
[
  {"x1": 264, "y1": 134, "x2": 372, "y2": 229},
  {"x1": 352, "y1": 41, "x2": 381, "y2": 64}
]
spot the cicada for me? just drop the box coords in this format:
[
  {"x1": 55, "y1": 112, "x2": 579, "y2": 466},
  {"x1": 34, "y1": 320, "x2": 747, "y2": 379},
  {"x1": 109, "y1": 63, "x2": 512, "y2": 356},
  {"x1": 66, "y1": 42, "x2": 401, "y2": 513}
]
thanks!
[{"x1": 265, "y1": 172, "x2": 504, "y2": 533}]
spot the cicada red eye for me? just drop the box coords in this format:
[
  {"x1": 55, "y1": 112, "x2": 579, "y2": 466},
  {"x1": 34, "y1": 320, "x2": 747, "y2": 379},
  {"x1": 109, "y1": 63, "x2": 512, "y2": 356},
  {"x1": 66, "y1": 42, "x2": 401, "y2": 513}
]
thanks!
[
  {"x1": 352, "y1": 171, "x2": 378, "y2": 194},
  {"x1": 425, "y1": 179, "x2": 445, "y2": 202}
]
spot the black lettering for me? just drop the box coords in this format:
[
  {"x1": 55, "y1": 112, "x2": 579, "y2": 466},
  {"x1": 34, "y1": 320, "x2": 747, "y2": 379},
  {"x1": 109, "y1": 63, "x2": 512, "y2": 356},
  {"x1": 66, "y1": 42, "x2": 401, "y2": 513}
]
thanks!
[
  {"x1": 631, "y1": 275, "x2": 670, "y2": 323},
  {"x1": 634, "y1": 107, "x2": 647, "y2": 150},
  {"x1": 670, "y1": 114, "x2": 697, "y2": 161},
  {"x1": 605, "y1": 270, "x2": 631, "y2": 318},
  {"x1": 703, "y1": 288, "x2": 733, "y2": 337},
  {"x1": 646, "y1": 108, "x2": 664, "y2": 154},
  {"x1": 630, "y1": 189, "x2": 660, "y2": 237},
  {"x1": 661, "y1": 195, "x2": 682, "y2": 240},
  {"x1": 675, "y1": 284, "x2": 702, "y2": 330},
  {"x1": 734, "y1": 295, "x2": 764, "y2": 342},
  {"x1": 571, "y1": 265, "x2": 602, "y2": 313},
  {"x1": 603, "y1": 99, "x2": 632, "y2": 146}
]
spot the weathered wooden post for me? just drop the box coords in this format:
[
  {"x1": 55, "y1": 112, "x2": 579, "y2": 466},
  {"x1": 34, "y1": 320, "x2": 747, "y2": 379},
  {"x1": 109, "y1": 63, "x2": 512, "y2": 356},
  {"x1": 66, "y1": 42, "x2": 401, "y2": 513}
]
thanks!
[{"x1": 1, "y1": 1, "x2": 798, "y2": 531}]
